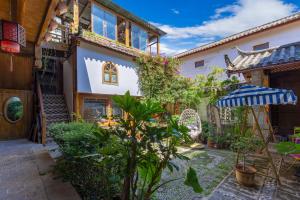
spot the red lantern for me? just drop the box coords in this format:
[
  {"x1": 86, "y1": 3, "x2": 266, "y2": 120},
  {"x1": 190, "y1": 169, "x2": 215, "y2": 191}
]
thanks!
[
  {"x1": 0, "y1": 20, "x2": 26, "y2": 53},
  {"x1": 0, "y1": 20, "x2": 26, "y2": 71}
]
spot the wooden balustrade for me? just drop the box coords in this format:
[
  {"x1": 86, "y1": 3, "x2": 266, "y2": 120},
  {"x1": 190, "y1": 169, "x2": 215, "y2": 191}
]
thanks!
[{"x1": 36, "y1": 79, "x2": 47, "y2": 144}]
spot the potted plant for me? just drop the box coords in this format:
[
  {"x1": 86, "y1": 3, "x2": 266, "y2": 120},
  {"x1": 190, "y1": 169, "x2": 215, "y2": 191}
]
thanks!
[
  {"x1": 231, "y1": 131, "x2": 262, "y2": 187},
  {"x1": 207, "y1": 135, "x2": 216, "y2": 148}
]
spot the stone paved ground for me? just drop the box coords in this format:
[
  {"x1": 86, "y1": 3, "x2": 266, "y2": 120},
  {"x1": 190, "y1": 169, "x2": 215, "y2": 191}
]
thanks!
[
  {"x1": 208, "y1": 154, "x2": 300, "y2": 200},
  {"x1": 155, "y1": 147, "x2": 300, "y2": 200},
  {"x1": 0, "y1": 139, "x2": 80, "y2": 200},
  {"x1": 156, "y1": 147, "x2": 236, "y2": 200}
]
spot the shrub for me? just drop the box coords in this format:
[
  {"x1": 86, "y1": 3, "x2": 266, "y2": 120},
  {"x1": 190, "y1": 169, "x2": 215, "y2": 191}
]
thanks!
[{"x1": 49, "y1": 122, "x2": 126, "y2": 199}]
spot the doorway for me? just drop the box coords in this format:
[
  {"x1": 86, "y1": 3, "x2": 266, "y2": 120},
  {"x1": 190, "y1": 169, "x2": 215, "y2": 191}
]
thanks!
[{"x1": 270, "y1": 70, "x2": 300, "y2": 136}]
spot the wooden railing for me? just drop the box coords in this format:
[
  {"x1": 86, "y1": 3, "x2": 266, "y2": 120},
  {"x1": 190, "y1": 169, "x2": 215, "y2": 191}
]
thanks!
[{"x1": 36, "y1": 79, "x2": 47, "y2": 144}]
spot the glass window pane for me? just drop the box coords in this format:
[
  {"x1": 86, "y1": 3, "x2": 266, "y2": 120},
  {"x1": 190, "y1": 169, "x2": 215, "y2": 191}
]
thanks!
[
  {"x1": 104, "y1": 73, "x2": 110, "y2": 82},
  {"x1": 140, "y1": 30, "x2": 148, "y2": 51},
  {"x1": 105, "y1": 11, "x2": 116, "y2": 40},
  {"x1": 112, "y1": 102, "x2": 122, "y2": 117},
  {"x1": 111, "y1": 74, "x2": 117, "y2": 83},
  {"x1": 92, "y1": 5, "x2": 104, "y2": 36},
  {"x1": 131, "y1": 24, "x2": 148, "y2": 51},
  {"x1": 84, "y1": 99, "x2": 106, "y2": 122},
  {"x1": 131, "y1": 25, "x2": 140, "y2": 49}
]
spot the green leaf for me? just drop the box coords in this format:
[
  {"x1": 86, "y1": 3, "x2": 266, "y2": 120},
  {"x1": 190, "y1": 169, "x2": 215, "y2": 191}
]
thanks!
[{"x1": 184, "y1": 167, "x2": 203, "y2": 193}]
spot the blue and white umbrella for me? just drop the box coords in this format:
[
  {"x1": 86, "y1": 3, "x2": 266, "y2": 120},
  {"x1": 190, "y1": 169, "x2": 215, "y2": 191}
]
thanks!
[{"x1": 217, "y1": 84, "x2": 297, "y2": 108}]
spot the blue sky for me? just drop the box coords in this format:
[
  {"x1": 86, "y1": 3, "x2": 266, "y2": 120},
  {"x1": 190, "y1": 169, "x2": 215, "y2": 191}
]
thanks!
[{"x1": 113, "y1": 0, "x2": 300, "y2": 55}]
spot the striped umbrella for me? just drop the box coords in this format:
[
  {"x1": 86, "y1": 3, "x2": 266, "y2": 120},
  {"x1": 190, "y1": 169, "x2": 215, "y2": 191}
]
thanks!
[{"x1": 217, "y1": 84, "x2": 297, "y2": 108}]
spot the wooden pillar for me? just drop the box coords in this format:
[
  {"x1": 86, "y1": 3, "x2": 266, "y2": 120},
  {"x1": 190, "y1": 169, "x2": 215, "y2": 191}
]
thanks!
[
  {"x1": 156, "y1": 36, "x2": 160, "y2": 55},
  {"x1": 72, "y1": 0, "x2": 79, "y2": 34},
  {"x1": 125, "y1": 21, "x2": 130, "y2": 47}
]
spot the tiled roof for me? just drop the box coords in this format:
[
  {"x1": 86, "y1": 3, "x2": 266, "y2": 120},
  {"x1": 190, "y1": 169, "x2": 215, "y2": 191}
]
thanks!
[
  {"x1": 175, "y1": 12, "x2": 300, "y2": 58},
  {"x1": 78, "y1": 30, "x2": 145, "y2": 57},
  {"x1": 226, "y1": 42, "x2": 300, "y2": 73}
]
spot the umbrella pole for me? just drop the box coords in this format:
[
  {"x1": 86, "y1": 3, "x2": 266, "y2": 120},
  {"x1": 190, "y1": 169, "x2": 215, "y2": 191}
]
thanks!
[{"x1": 250, "y1": 107, "x2": 281, "y2": 185}]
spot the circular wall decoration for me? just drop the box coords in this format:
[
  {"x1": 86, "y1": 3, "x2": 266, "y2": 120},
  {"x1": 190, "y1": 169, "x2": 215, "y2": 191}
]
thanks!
[{"x1": 4, "y1": 97, "x2": 24, "y2": 123}]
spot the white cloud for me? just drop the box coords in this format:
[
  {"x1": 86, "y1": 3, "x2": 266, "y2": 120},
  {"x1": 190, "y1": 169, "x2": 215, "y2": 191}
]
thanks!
[
  {"x1": 155, "y1": 0, "x2": 298, "y2": 55},
  {"x1": 171, "y1": 8, "x2": 180, "y2": 15},
  {"x1": 159, "y1": 43, "x2": 187, "y2": 56}
]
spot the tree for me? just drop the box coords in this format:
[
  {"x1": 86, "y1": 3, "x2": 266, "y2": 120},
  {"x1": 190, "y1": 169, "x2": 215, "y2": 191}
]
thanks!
[{"x1": 112, "y1": 91, "x2": 202, "y2": 200}]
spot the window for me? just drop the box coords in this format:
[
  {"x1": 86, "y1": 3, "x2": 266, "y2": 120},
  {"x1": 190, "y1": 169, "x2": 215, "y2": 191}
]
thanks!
[
  {"x1": 83, "y1": 99, "x2": 107, "y2": 122},
  {"x1": 112, "y1": 101, "x2": 123, "y2": 118},
  {"x1": 253, "y1": 42, "x2": 269, "y2": 51},
  {"x1": 103, "y1": 62, "x2": 118, "y2": 84},
  {"x1": 195, "y1": 60, "x2": 204, "y2": 68},
  {"x1": 131, "y1": 24, "x2": 148, "y2": 51},
  {"x1": 92, "y1": 4, "x2": 116, "y2": 40}
]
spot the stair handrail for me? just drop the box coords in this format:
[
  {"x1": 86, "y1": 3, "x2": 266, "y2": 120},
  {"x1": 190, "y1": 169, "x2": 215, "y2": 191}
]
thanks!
[{"x1": 37, "y1": 79, "x2": 47, "y2": 144}]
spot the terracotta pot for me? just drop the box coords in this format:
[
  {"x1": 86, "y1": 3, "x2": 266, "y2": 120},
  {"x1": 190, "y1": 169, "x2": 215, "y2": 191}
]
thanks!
[
  {"x1": 207, "y1": 139, "x2": 215, "y2": 148},
  {"x1": 235, "y1": 164, "x2": 257, "y2": 187}
]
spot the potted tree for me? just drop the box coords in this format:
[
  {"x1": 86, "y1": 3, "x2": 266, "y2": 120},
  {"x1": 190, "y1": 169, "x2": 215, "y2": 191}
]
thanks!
[{"x1": 231, "y1": 130, "x2": 262, "y2": 187}]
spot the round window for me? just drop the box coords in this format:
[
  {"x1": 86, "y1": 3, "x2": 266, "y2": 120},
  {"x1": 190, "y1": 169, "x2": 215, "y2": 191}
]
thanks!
[{"x1": 4, "y1": 97, "x2": 24, "y2": 123}]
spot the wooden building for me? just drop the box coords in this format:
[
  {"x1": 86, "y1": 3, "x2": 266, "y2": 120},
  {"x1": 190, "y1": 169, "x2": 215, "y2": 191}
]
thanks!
[
  {"x1": 0, "y1": 0, "x2": 165, "y2": 143},
  {"x1": 0, "y1": 0, "x2": 61, "y2": 142}
]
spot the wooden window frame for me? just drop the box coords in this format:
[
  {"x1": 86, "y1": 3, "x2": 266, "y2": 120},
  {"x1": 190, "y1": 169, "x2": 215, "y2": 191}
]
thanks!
[
  {"x1": 91, "y1": 2, "x2": 118, "y2": 41},
  {"x1": 102, "y1": 62, "x2": 118, "y2": 85},
  {"x1": 195, "y1": 60, "x2": 205, "y2": 68},
  {"x1": 83, "y1": 97, "x2": 108, "y2": 121}
]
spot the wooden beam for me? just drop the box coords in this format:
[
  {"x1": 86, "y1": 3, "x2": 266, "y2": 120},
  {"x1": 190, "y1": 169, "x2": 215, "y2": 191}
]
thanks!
[
  {"x1": 79, "y1": 1, "x2": 89, "y2": 18},
  {"x1": 36, "y1": 0, "x2": 60, "y2": 45},
  {"x1": 17, "y1": 0, "x2": 26, "y2": 26}
]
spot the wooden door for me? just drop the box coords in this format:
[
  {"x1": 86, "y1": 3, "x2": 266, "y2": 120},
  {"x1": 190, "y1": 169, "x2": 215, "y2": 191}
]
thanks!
[
  {"x1": 270, "y1": 70, "x2": 300, "y2": 135},
  {"x1": 0, "y1": 89, "x2": 32, "y2": 140}
]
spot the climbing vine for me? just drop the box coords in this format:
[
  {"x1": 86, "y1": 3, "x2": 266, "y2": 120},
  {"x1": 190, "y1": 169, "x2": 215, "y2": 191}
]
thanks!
[{"x1": 135, "y1": 55, "x2": 191, "y2": 106}]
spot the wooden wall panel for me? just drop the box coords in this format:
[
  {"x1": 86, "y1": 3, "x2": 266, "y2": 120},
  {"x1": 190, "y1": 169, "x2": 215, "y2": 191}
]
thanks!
[
  {"x1": 0, "y1": 52, "x2": 33, "y2": 90},
  {"x1": 0, "y1": 89, "x2": 32, "y2": 139}
]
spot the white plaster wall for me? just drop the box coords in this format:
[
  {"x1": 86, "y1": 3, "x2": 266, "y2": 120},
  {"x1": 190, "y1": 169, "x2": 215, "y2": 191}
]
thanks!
[
  {"x1": 77, "y1": 42, "x2": 141, "y2": 96},
  {"x1": 180, "y1": 21, "x2": 300, "y2": 79},
  {"x1": 63, "y1": 58, "x2": 73, "y2": 115}
]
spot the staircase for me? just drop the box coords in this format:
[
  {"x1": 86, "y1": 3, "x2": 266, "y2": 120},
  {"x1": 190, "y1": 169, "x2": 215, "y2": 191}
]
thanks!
[
  {"x1": 43, "y1": 94, "x2": 70, "y2": 159},
  {"x1": 43, "y1": 94, "x2": 70, "y2": 130}
]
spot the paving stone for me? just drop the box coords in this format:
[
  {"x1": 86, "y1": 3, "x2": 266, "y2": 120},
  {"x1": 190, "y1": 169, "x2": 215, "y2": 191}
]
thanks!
[{"x1": 0, "y1": 139, "x2": 80, "y2": 200}]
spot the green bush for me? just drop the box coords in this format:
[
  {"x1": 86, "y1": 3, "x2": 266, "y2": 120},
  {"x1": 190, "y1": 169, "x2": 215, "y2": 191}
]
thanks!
[{"x1": 49, "y1": 122, "x2": 126, "y2": 199}]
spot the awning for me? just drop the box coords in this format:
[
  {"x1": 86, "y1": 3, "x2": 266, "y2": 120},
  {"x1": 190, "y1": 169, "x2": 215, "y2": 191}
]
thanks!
[{"x1": 217, "y1": 85, "x2": 297, "y2": 108}]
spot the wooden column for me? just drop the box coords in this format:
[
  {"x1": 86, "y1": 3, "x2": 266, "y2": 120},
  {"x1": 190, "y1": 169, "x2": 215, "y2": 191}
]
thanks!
[
  {"x1": 125, "y1": 21, "x2": 130, "y2": 47},
  {"x1": 156, "y1": 36, "x2": 160, "y2": 55},
  {"x1": 72, "y1": 0, "x2": 79, "y2": 34}
]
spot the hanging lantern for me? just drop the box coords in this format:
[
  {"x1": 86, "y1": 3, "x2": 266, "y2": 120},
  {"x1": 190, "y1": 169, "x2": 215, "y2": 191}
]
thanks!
[
  {"x1": 0, "y1": 20, "x2": 26, "y2": 72},
  {"x1": 0, "y1": 20, "x2": 26, "y2": 53}
]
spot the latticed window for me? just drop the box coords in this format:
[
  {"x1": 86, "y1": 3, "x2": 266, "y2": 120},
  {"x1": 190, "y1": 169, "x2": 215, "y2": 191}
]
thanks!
[{"x1": 103, "y1": 62, "x2": 118, "y2": 84}]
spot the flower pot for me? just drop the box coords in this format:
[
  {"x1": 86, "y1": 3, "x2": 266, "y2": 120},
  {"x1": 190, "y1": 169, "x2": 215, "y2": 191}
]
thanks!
[
  {"x1": 207, "y1": 139, "x2": 215, "y2": 148},
  {"x1": 235, "y1": 164, "x2": 257, "y2": 187}
]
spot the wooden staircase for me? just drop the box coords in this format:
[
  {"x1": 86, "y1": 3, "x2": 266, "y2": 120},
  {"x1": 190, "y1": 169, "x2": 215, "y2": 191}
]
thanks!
[{"x1": 43, "y1": 94, "x2": 70, "y2": 132}]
